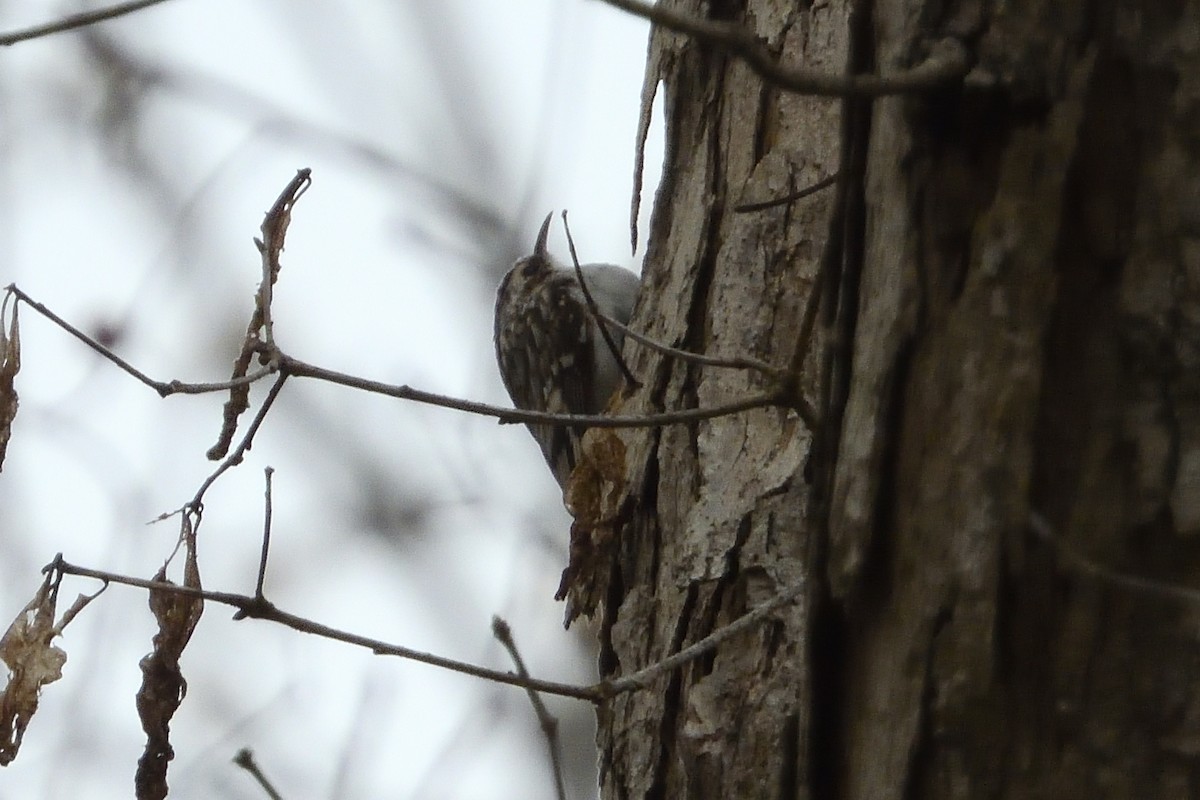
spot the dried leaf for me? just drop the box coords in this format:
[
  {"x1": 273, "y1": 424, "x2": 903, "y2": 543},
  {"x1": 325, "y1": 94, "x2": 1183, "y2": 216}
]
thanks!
[
  {"x1": 0, "y1": 298, "x2": 20, "y2": 472},
  {"x1": 558, "y1": 429, "x2": 628, "y2": 626},
  {"x1": 135, "y1": 523, "x2": 203, "y2": 800},
  {"x1": 0, "y1": 572, "x2": 66, "y2": 766}
]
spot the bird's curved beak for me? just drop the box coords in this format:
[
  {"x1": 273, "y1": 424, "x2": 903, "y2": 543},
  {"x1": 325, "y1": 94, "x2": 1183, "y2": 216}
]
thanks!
[{"x1": 534, "y1": 212, "x2": 554, "y2": 258}]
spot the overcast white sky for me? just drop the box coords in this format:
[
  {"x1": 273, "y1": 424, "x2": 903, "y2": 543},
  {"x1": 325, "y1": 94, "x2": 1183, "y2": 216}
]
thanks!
[{"x1": 0, "y1": 2, "x2": 660, "y2": 797}]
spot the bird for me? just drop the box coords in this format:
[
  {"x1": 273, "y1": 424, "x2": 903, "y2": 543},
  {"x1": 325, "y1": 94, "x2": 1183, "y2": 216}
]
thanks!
[{"x1": 493, "y1": 213, "x2": 641, "y2": 488}]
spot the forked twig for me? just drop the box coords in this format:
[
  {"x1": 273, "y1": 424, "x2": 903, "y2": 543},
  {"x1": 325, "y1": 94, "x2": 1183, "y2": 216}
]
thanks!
[
  {"x1": 47, "y1": 554, "x2": 598, "y2": 701},
  {"x1": 46, "y1": 551, "x2": 811, "y2": 706},
  {"x1": 4, "y1": 285, "x2": 277, "y2": 398},
  {"x1": 175, "y1": 373, "x2": 287, "y2": 518}
]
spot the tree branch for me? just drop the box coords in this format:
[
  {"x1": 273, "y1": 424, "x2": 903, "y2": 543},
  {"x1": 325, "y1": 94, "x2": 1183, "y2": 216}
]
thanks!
[
  {"x1": 48, "y1": 556, "x2": 600, "y2": 702},
  {"x1": 5, "y1": 285, "x2": 278, "y2": 398},
  {"x1": 281, "y1": 354, "x2": 782, "y2": 428},
  {"x1": 598, "y1": 579, "x2": 806, "y2": 697},
  {"x1": 0, "y1": 0, "x2": 175, "y2": 47},
  {"x1": 597, "y1": 0, "x2": 969, "y2": 96},
  {"x1": 46, "y1": 554, "x2": 813, "y2": 706},
  {"x1": 7, "y1": 286, "x2": 788, "y2": 440}
]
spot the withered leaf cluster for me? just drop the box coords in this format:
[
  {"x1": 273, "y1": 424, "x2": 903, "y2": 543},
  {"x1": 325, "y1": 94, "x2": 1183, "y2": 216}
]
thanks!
[
  {"x1": 0, "y1": 296, "x2": 19, "y2": 471},
  {"x1": 0, "y1": 572, "x2": 66, "y2": 765}
]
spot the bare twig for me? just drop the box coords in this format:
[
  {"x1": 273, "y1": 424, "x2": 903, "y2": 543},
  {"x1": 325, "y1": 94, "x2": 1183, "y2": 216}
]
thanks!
[
  {"x1": 492, "y1": 617, "x2": 567, "y2": 800},
  {"x1": 281, "y1": 354, "x2": 782, "y2": 428},
  {"x1": 594, "y1": 309, "x2": 818, "y2": 429},
  {"x1": 233, "y1": 748, "x2": 284, "y2": 800},
  {"x1": 0, "y1": 0, "x2": 174, "y2": 47},
  {"x1": 560, "y1": 211, "x2": 641, "y2": 390},
  {"x1": 5, "y1": 286, "x2": 278, "y2": 398},
  {"x1": 597, "y1": 0, "x2": 969, "y2": 96},
  {"x1": 9, "y1": 287, "x2": 784, "y2": 443},
  {"x1": 1028, "y1": 513, "x2": 1200, "y2": 605},
  {"x1": 11, "y1": 160, "x2": 789, "y2": 465},
  {"x1": 54, "y1": 582, "x2": 108, "y2": 633},
  {"x1": 735, "y1": 172, "x2": 840, "y2": 213},
  {"x1": 597, "y1": 311, "x2": 782, "y2": 377},
  {"x1": 598, "y1": 579, "x2": 806, "y2": 697},
  {"x1": 253, "y1": 468, "x2": 274, "y2": 601},
  {"x1": 47, "y1": 551, "x2": 810, "y2": 705},
  {"x1": 48, "y1": 555, "x2": 598, "y2": 702},
  {"x1": 165, "y1": 374, "x2": 287, "y2": 519},
  {"x1": 145, "y1": 376, "x2": 285, "y2": 532}
]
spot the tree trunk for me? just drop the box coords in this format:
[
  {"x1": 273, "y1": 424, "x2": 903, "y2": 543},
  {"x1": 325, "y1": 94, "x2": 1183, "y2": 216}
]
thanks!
[{"x1": 589, "y1": 1, "x2": 1200, "y2": 798}]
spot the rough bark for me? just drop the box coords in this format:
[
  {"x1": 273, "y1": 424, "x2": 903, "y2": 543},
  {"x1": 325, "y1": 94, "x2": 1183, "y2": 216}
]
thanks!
[{"x1": 593, "y1": 1, "x2": 1200, "y2": 798}]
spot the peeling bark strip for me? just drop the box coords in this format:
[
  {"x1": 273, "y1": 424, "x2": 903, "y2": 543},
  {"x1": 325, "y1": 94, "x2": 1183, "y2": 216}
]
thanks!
[{"x1": 598, "y1": 0, "x2": 1200, "y2": 798}]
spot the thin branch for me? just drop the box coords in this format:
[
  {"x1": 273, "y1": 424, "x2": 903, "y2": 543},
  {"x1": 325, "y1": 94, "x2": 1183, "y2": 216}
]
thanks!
[
  {"x1": 48, "y1": 554, "x2": 811, "y2": 705},
  {"x1": 735, "y1": 171, "x2": 840, "y2": 213},
  {"x1": 595, "y1": 309, "x2": 818, "y2": 429},
  {"x1": 14, "y1": 275, "x2": 780, "y2": 427},
  {"x1": 233, "y1": 749, "x2": 284, "y2": 800},
  {"x1": 1028, "y1": 513, "x2": 1200, "y2": 605},
  {"x1": 48, "y1": 556, "x2": 600, "y2": 702},
  {"x1": 9, "y1": 283, "x2": 782, "y2": 443},
  {"x1": 253, "y1": 468, "x2": 274, "y2": 600},
  {"x1": 53, "y1": 582, "x2": 108, "y2": 634},
  {"x1": 598, "y1": 579, "x2": 806, "y2": 697},
  {"x1": 0, "y1": 0, "x2": 174, "y2": 47},
  {"x1": 598, "y1": 311, "x2": 782, "y2": 377},
  {"x1": 597, "y1": 0, "x2": 969, "y2": 97},
  {"x1": 10, "y1": 155, "x2": 786, "y2": 450},
  {"x1": 492, "y1": 617, "x2": 567, "y2": 800},
  {"x1": 280, "y1": 355, "x2": 782, "y2": 428},
  {"x1": 560, "y1": 211, "x2": 641, "y2": 390},
  {"x1": 5, "y1": 285, "x2": 278, "y2": 397},
  {"x1": 176, "y1": 373, "x2": 287, "y2": 516}
]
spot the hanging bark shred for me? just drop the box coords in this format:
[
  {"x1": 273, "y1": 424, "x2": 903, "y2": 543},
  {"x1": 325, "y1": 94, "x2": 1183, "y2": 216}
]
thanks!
[{"x1": 134, "y1": 521, "x2": 203, "y2": 800}]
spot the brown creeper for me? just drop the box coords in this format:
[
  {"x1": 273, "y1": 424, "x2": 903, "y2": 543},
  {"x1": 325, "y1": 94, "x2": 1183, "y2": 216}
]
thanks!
[{"x1": 494, "y1": 213, "x2": 640, "y2": 488}]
